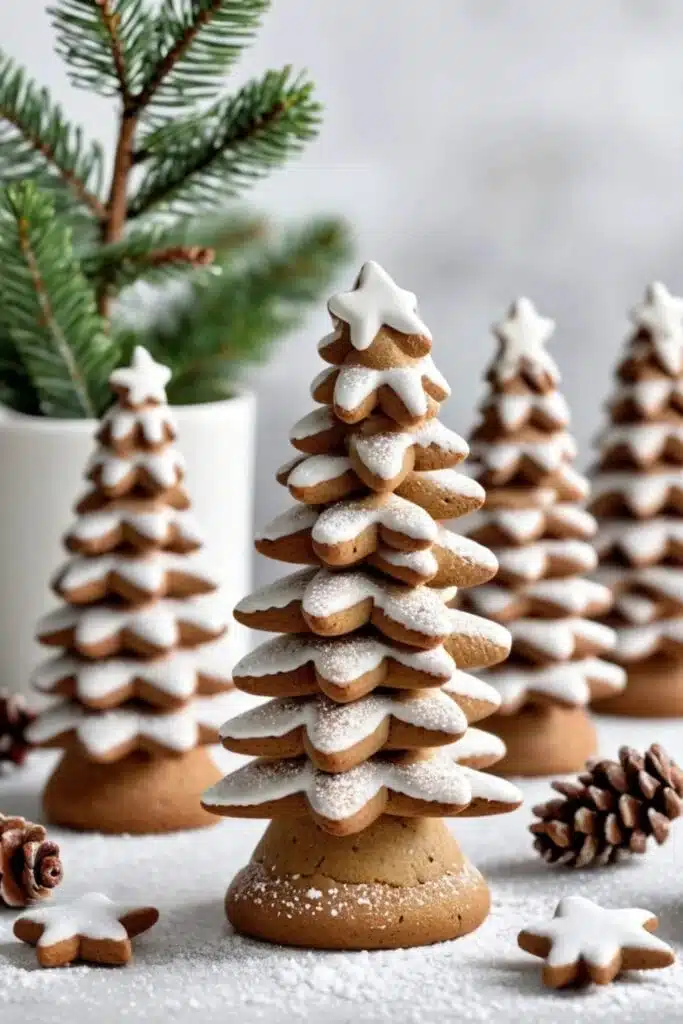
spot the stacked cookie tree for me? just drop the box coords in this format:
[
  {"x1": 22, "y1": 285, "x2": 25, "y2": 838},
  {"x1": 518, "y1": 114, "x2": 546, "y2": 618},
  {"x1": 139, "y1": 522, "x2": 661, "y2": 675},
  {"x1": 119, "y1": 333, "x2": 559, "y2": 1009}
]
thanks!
[
  {"x1": 461, "y1": 299, "x2": 624, "y2": 776},
  {"x1": 202, "y1": 261, "x2": 522, "y2": 951},
  {"x1": 27, "y1": 348, "x2": 231, "y2": 833},
  {"x1": 591, "y1": 283, "x2": 683, "y2": 716}
]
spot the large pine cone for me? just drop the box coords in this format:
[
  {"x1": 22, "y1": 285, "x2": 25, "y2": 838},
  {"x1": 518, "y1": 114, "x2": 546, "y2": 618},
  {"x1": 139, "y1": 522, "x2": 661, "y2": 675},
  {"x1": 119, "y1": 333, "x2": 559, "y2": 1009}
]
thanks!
[
  {"x1": 531, "y1": 744, "x2": 683, "y2": 867},
  {"x1": 0, "y1": 814, "x2": 63, "y2": 906}
]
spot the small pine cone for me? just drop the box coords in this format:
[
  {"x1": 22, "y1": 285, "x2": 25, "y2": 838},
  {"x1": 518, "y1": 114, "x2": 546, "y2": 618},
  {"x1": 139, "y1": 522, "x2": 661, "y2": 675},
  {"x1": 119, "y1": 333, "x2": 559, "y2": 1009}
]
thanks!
[
  {"x1": 530, "y1": 743, "x2": 683, "y2": 868},
  {"x1": 0, "y1": 813, "x2": 63, "y2": 906},
  {"x1": 0, "y1": 691, "x2": 36, "y2": 766}
]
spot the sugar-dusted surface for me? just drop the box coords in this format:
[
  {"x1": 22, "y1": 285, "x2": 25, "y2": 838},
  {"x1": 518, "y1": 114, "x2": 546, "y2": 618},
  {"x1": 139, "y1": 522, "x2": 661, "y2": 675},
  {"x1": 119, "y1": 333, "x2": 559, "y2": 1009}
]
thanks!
[{"x1": 3, "y1": 717, "x2": 683, "y2": 1024}]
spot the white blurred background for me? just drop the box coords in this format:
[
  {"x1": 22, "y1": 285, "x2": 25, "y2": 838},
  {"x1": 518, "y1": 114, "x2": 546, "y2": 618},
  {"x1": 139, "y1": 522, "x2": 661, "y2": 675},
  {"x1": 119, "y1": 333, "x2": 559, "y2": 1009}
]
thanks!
[{"x1": 5, "y1": 1, "x2": 683, "y2": 582}]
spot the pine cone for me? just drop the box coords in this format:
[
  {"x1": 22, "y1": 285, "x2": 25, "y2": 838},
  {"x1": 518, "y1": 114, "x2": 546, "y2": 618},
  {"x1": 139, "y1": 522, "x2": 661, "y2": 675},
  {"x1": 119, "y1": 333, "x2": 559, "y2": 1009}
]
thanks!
[
  {"x1": 531, "y1": 744, "x2": 683, "y2": 867},
  {"x1": 0, "y1": 813, "x2": 63, "y2": 906},
  {"x1": 0, "y1": 691, "x2": 36, "y2": 766}
]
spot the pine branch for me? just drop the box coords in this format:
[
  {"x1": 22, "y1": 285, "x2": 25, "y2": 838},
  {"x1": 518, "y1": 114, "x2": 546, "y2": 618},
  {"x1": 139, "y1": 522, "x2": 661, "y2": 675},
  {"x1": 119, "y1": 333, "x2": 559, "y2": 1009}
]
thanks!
[
  {"x1": 0, "y1": 50, "x2": 105, "y2": 218},
  {"x1": 83, "y1": 211, "x2": 264, "y2": 292},
  {"x1": 49, "y1": 0, "x2": 153, "y2": 99},
  {"x1": 137, "y1": 0, "x2": 269, "y2": 115},
  {"x1": 132, "y1": 216, "x2": 351, "y2": 404},
  {"x1": 0, "y1": 183, "x2": 116, "y2": 418},
  {"x1": 129, "y1": 67, "x2": 320, "y2": 217}
]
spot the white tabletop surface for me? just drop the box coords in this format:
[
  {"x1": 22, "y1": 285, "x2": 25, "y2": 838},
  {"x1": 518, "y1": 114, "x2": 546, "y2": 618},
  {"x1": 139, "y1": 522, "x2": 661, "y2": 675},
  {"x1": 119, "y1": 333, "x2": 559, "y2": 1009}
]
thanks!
[{"x1": 2, "y1": 716, "x2": 683, "y2": 1024}]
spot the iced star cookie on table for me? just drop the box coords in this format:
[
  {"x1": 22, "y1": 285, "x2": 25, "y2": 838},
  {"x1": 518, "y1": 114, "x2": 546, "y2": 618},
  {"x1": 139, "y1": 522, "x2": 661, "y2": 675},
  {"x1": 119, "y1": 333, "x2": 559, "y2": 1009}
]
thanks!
[
  {"x1": 26, "y1": 347, "x2": 233, "y2": 834},
  {"x1": 518, "y1": 896, "x2": 675, "y2": 988},
  {"x1": 201, "y1": 261, "x2": 521, "y2": 951},
  {"x1": 14, "y1": 892, "x2": 159, "y2": 968},
  {"x1": 460, "y1": 298, "x2": 625, "y2": 776},
  {"x1": 590, "y1": 283, "x2": 683, "y2": 717}
]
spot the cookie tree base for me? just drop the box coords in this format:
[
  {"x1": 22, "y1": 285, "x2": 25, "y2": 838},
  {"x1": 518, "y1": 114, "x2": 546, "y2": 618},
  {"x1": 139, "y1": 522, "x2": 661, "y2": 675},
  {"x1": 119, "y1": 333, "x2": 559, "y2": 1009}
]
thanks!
[
  {"x1": 487, "y1": 704, "x2": 597, "y2": 777},
  {"x1": 225, "y1": 815, "x2": 490, "y2": 950},
  {"x1": 43, "y1": 748, "x2": 222, "y2": 834},
  {"x1": 594, "y1": 653, "x2": 683, "y2": 718}
]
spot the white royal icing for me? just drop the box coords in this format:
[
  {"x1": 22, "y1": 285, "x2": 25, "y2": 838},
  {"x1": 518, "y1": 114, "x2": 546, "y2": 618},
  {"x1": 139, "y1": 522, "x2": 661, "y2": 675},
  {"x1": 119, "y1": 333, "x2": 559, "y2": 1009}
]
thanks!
[
  {"x1": 487, "y1": 657, "x2": 626, "y2": 711},
  {"x1": 37, "y1": 597, "x2": 225, "y2": 651},
  {"x1": 313, "y1": 355, "x2": 450, "y2": 419},
  {"x1": 31, "y1": 646, "x2": 230, "y2": 702},
  {"x1": 495, "y1": 539, "x2": 597, "y2": 581},
  {"x1": 630, "y1": 282, "x2": 683, "y2": 374},
  {"x1": 612, "y1": 617, "x2": 683, "y2": 661},
  {"x1": 327, "y1": 261, "x2": 431, "y2": 351},
  {"x1": 289, "y1": 407, "x2": 339, "y2": 445},
  {"x1": 472, "y1": 432, "x2": 576, "y2": 475},
  {"x1": 591, "y1": 470, "x2": 683, "y2": 514},
  {"x1": 52, "y1": 551, "x2": 215, "y2": 597},
  {"x1": 67, "y1": 507, "x2": 202, "y2": 548},
  {"x1": 283, "y1": 454, "x2": 352, "y2": 491},
  {"x1": 597, "y1": 422, "x2": 683, "y2": 464},
  {"x1": 482, "y1": 389, "x2": 569, "y2": 431},
  {"x1": 507, "y1": 617, "x2": 616, "y2": 661},
  {"x1": 610, "y1": 378, "x2": 683, "y2": 415},
  {"x1": 596, "y1": 565, "x2": 683, "y2": 611},
  {"x1": 89, "y1": 447, "x2": 185, "y2": 491},
  {"x1": 521, "y1": 896, "x2": 673, "y2": 972},
  {"x1": 27, "y1": 695, "x2": 226, "y2": 756},
  {"x1": 469, "y1": 578, "x2": 611, "y2": 618},
  {"x1": 492, "y1": 297, "x2": 558, "y2": 384},
  {"x1": 594, "y1": 517, "x2": 683, "y2": 564},
  {"x1": 220, "y1": 689, "x2": 468, "y2": 754},
  {"x1": 15, "y1": 892, "x2": 151, "y2": 947},
  {"x1": 448, "y1": 727, "x2": 506, "y2": 765},
  {"x1": 102, "y1": 403, "x2": 177, "y2": 447},
  {"x1": 350, "y1": 419, "x2": 468, "y2": 480},
  {"x1": 109, "y1": 346, "x2": 172, "y2": 405},
  {"x1": 202, "y1": 749, "x2": 521, "y2": 820},
  {"x1": 312, "y1": 493, "x2": 438, "y2": 546},
  {"x1": 233, "y1": 632, "x2": 455, "y2": 687},
  {"x1": 256, "y1": 504, "x2": 319, "y2": 543}
]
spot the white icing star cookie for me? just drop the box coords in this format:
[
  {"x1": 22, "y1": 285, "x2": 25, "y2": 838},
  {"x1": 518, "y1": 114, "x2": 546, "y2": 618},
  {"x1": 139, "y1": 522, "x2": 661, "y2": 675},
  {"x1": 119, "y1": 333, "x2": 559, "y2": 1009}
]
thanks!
[
  {"x1": 110, "y1": 346, "x2": 172, "y2": 406},
  {"x1": 493, "y1": 297, "x2": 558, "y2": 384},
  {"x1": 630, "y1": 281, "x2": 683, "y2": 374},
  {"x1": 14, "y1": 891, "x2": 159, "y2": 968},
  {"x1": 518, "y1": 895, "x2": 675, "y2": 988},
  {"x1": 328, "y1": 261, "x2": 431, "y2": 351}
]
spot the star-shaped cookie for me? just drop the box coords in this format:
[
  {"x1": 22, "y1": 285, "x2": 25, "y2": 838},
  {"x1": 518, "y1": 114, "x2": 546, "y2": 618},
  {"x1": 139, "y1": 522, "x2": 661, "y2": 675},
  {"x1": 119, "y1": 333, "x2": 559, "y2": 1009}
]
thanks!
[
  {"x1": 518, "y1": 895, "x2": 675, "y2": 988},
  {"x1": 14, "y1": 891, "x2": 159, "y2": 967},
  {"x1": 327, "y1": 261, "x2": 431, "y2": 351},
  {"x1": 110, "y1": 346, "x2": 171, "y2": 405},
  {"x1": 493, "y1": 297, "x2": 558, "y2": 385},
  {"x1": 631, "y1": 281, "x2": 683, "y2": 374}
]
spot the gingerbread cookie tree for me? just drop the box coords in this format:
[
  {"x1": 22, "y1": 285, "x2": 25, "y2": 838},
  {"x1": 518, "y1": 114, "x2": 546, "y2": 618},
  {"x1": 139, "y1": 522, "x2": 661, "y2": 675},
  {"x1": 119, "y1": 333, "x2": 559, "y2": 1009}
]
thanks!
[
  {"x1": 27, "y1": 348, "x2": 231, "y2": 833},
  {"x1": 202, "y1": 261, "x2": 522, "y2": 951},
  {"x1": 461, "y1": 299, "x2": 625, "y2": 776},
  {"x1": 591, "y1": 283, "x2": 683, "y2": 716}
]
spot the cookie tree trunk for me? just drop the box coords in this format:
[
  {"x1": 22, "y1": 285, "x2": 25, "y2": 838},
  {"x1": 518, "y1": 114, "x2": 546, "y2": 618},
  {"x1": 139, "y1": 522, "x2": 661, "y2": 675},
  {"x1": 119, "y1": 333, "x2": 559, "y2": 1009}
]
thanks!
[
  {"x1": 462, "y1": 298, "x2": 624, "y2": 776},
  {"x1": 27, "y1": 347, "x2": 232, "y2": 833},
  {"x1": 591, "y1": 283, "x2": 683, "y2": 716},
  {"x1": 201, "y1": 261, "x2": 521, "y2": 950}
]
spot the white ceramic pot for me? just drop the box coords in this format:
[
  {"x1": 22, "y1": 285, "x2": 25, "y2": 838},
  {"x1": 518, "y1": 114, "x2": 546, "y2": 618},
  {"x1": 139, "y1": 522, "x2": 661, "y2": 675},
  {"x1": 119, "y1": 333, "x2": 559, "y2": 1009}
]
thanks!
[{"x1": 0, "y1": 392, "x2": 256, "y2": 698}]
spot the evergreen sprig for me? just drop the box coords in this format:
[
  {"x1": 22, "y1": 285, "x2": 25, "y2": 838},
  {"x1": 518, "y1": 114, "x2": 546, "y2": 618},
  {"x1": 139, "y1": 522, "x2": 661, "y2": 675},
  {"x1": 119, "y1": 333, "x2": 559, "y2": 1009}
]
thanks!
[
  {"x1": 0, "y1": 183, "x2": 115, "y2": 418},
  {"x1": 0, "y1": 1, "x2": 350, "y2": 417},
  {"x1": 131, "y1": 67, "x2": 320, "y2": 215}
]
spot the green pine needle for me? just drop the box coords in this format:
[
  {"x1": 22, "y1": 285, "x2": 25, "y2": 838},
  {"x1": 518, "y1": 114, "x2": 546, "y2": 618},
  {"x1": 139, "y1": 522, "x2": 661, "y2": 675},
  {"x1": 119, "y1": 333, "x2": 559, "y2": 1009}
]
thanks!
[
  {"x1": 0, "y1": 48, "x2": 104, "y2": 228},
  {"x1": 0, "y1": 182, "x2": 116, "y2": 418},
  {"x1": 130, "y1": 67, "x2": 320, "y2": 216}
]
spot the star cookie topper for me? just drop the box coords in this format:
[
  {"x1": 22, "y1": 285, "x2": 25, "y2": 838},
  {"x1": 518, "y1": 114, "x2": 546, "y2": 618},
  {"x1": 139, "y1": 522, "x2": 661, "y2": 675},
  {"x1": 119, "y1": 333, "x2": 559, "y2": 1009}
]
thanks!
[
  {"x1": 630, "y1": 281, "x2": 683, "y2": 375},
  {"x1": 14, "y1": 891, "x2": 159, "y2": 968},
  {"x1": 109, "y1": 346, "x2": 172, "y2": 406},
  {"x1": 518, "y1": 895, "x2": 674, "y2": 988},
  {"x1": 328, "y1": 261, "x2": 431, "y2": 351},
  {"x1": 492, "y1": 297, "x2": 559, "y2": 386}
]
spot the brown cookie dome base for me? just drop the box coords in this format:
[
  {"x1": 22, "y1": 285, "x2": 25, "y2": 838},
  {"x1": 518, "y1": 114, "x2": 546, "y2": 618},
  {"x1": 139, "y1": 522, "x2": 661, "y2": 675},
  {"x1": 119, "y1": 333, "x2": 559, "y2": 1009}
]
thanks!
[
  {"x1": 43, "y1": 747, "x2": 221, "y2": 833},
  {"x1": 486, "y1": 704, "x2": 597, "y2": 776},
  {"x1": 226, "y1": 815, "x2": 490, "y2": 949},
  {"x1": 593, "y1": 653, "x2": 683, "y2": 717}
]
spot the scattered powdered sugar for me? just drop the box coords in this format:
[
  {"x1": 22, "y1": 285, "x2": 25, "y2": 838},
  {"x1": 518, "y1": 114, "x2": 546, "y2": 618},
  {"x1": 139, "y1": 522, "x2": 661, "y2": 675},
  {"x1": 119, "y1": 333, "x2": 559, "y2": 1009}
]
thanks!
[
  {"x1": 448, "y1": 727, "x2": 505, "y2": 764},
  {"x1": 257, "y1": 505, "x2": 319, "y2": 542},
  {"x1": 6, "y1": 738, "x2": 683, "y2": 1024},
  {"x1": 487, "y1": 658, "x2": 626, "y2": 711},
  {"x1": 289, "y1": 406, "x2": 337, "y2": 442},
  {"x1": 507, "y1": 617, "x2": 616, "y2": 661},
  {"x1": 319, "y1": 356, "x2": 450, "y2": 419},
  {"x1": 312, "y1": 493, "x2": 437, "y2": 546},
  {"x1": 350, "y1": 419, "x2": 468, "y2": 480}
]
